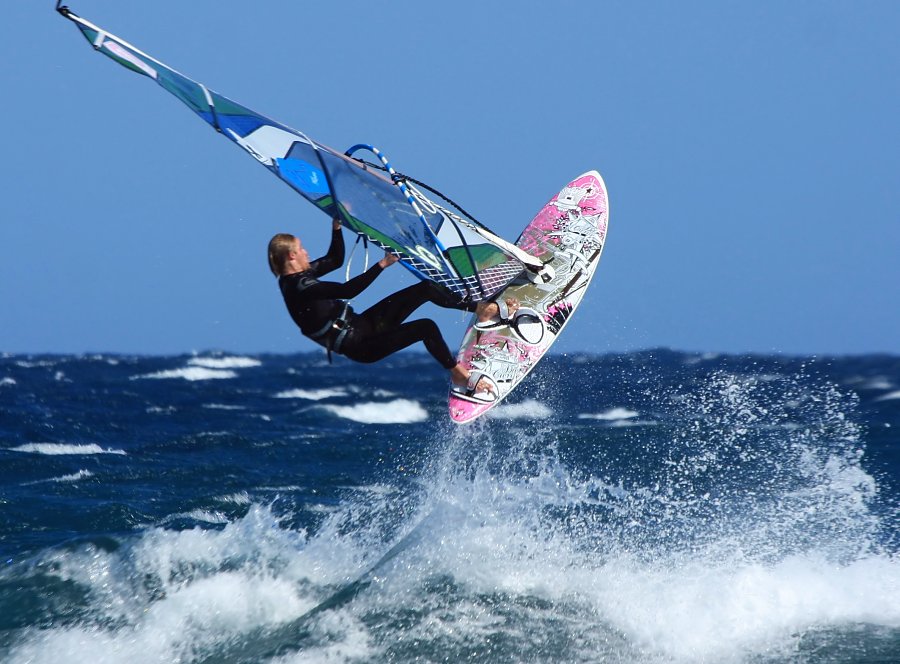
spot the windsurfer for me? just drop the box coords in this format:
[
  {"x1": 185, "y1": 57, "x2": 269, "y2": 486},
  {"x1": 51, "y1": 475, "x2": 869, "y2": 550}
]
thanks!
[{"x1": 268, "y1": 220, "x2": 511, "y2": 393}]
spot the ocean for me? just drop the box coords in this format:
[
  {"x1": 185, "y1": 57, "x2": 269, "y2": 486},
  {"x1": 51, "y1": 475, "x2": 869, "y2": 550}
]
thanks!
[{"x1": 1, "y1": 350, "x2": 898, "y2": 663}]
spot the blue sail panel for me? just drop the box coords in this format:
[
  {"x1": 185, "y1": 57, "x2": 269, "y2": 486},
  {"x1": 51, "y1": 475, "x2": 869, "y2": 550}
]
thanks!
[{"x1": 60, "y1": 6, "x2": 527, "y2": 301}]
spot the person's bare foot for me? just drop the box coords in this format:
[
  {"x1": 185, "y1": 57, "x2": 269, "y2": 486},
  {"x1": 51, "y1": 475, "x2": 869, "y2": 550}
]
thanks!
[
  {"x1": 475, "y1": 297, "x2": 520, "y2": 325},
  {"x1": 450, "y1": 363, "x2": 494, "y2": 394}
]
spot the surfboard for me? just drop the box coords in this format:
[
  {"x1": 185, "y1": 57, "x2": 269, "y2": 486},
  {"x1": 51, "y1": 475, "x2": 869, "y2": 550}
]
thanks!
[{"x1": 448, "y1": 171, "x2": 609, "y2": 424}]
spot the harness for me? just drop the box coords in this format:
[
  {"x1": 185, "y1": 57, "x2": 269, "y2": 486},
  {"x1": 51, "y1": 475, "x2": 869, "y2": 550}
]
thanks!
[
  {"x1": 288, "y1": 249, "x2": 365, "y2": 363},
  {"x1": 306, "y1": 301, "x2": 352, "y2": 363}
]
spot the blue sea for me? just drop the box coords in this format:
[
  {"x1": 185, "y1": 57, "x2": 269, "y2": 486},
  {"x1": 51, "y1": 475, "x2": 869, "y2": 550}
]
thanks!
[{"x1": 1, "y1": 350, "x2": 898, "y2": 663}]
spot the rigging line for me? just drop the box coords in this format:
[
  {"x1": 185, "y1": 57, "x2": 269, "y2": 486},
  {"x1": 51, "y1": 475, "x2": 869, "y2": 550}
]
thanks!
[
  {"x1": 349, "y1": 157, "x2": 486, "y2": 229},
  {"x1": 344, "y1": 234, "x2": 370, "y2": 283},
  {"x1": 346, "y1": 144, "x2": 460, "y2": 280},
  {"x1": 400, "y1": 171, "x2": 544, "y2": 272},
  {"x1": 395, "y1": 172, "x2": 486, "y2": 229},
  {"x1": 402, "y1": 180, "x2": 481, "y2": 301},
  {"x1": 346, "y1": 151, "x2": 479, "y2": 301}
]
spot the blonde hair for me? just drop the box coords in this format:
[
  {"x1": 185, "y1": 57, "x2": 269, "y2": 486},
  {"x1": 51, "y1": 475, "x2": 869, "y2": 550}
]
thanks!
[{"x1": 268, "y1": 233, "x2": 296, "y2": 277}]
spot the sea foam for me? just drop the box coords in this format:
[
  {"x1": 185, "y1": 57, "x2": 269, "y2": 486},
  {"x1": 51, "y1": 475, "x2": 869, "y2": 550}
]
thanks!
[
  {"x1": 24, "y1": 470, "x2": 95, "y2": 485},
  {"x1": 188, "y1": 356, "x2": 261, "y2": 369},
  {"x1": 130, "y1": 355, "x2": 260, "y2": 380},
  {"x1": 6, "y1": 506, "x2": 318, "y2": 664},
  {"x1": 320, "y1": 399, "x2": 428, "y2": 424},
  {"x1": 10, "y1": 443, "x2": 126, "y2": 456},
  {"x1": 578, "y1": 406, "x2": 639, "y2": 421},
  {"x1": 486, "y1": 398, "x2": 552, "y2": 420},
  {"x1": 133, "y1": 367, "x2": 237, "y2": 381},
  {"x1": 274, "y1": 387, "x2": 348, "y2": 400}
]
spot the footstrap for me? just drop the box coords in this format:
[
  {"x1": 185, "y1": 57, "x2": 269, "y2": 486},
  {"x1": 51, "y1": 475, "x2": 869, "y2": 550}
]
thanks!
[
  {"x1": 451, "y1": 370, "x2": 498, "y2": 403},
  {"x1": 473, "y1": 299, "x2": 511, "y2": 331}
]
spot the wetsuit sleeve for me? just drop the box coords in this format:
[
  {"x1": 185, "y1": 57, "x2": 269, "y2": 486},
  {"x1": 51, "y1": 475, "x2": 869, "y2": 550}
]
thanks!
[
  {"x1": 307, "y1": 228, "x2": 345, "y2": 277},
  {"x1": 297, "y1": 263, "x2": 385, "y2": 300}
]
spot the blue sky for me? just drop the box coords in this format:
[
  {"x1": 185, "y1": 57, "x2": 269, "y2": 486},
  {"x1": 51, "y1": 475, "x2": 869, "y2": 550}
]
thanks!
[{"x1": 3, "y1": 1, "x2": 898, "y2": 356}]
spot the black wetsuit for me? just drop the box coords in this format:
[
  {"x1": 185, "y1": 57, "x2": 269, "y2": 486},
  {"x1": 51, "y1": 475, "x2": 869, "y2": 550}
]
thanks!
[{"x1": 279, "y1": 228, "x2": 475, "y2": 369}]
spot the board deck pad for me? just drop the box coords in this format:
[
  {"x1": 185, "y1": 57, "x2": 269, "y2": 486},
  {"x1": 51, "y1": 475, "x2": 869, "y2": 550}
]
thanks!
[{"x1": 448, "y1": 171, "x2": 609, "y2": 423}]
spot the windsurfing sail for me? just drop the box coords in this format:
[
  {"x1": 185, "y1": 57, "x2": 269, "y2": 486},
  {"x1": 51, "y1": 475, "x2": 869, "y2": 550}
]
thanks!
[{"x1": 56, "y1": 4, "x2": 542, "y2": 302}]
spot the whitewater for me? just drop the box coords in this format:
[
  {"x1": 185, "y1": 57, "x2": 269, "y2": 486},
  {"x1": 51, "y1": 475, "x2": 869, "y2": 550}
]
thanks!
[{"x1": 1, "y1": 350, "x2": 898, "y2": 663}]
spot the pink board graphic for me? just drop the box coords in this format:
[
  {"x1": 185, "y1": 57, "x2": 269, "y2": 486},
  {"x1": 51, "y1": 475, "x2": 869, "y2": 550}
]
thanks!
[{"x1": 448, "y1": 171, "x2": 609, "y2": 424}]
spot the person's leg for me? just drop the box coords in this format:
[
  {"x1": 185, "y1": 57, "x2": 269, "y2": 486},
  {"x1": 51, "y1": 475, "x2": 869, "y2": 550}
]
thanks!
[
  {"x1": 344, "y1": 319, "x2": 457, "y2": 369},
  {"x1": 357, "y1": 281, "x2": 475, "y2": 334},
  {"x1": 342, "y1": 318, "x2": 493, "y2": 394},
  {"x1": 345, "y1": 281, "x2": 497, "y2": 394}
]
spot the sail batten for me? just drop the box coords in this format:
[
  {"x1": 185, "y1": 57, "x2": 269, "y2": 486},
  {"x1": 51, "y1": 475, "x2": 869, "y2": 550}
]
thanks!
[{"x1": 58, "y1": 5, "x2": 534, "y2": 302}]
